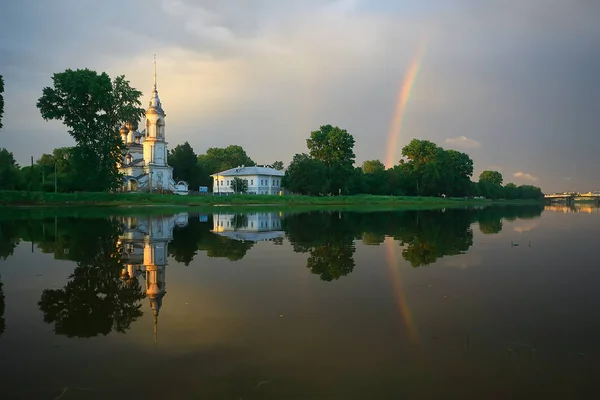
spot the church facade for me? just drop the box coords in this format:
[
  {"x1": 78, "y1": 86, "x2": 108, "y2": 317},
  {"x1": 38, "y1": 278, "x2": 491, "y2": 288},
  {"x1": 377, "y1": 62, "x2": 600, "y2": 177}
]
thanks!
[{"x1": 118, "y1": 60, "x2": 188, "y2": 194}]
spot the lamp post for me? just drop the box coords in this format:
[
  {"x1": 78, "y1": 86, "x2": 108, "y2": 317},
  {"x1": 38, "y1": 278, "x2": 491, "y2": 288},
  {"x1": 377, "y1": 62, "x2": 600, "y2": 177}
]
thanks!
[{"x1": 54, "y1": 162, "x2": 57, "y2": 193}]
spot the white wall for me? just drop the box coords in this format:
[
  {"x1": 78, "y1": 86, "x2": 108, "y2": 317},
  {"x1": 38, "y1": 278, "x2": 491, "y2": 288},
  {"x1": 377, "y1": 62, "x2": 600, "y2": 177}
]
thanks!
[{"x1": 212, "y1": 174, "x2": 283, "y2": 194}]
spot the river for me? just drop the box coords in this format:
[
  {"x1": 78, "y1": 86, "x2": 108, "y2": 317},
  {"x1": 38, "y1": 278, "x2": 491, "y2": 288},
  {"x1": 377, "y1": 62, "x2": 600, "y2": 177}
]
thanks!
[{"x1": 0, "y1": 204, "x2": 599, "y2": 399}]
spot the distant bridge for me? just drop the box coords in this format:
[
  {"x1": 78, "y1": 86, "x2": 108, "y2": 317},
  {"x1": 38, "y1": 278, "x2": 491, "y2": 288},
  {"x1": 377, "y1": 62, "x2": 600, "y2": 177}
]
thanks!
[{"x1": 544, "y1": 193, "x2": 600, "y2": 205}]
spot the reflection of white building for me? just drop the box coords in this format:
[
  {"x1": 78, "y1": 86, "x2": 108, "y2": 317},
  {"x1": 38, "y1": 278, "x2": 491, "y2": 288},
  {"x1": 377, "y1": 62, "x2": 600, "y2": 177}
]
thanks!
[
  {"x1": 212, "y1": 212, "x2": 284, "y2": 242},
  {"x1": 116, "y1": 213, "x2": 189, "y2": 342}
]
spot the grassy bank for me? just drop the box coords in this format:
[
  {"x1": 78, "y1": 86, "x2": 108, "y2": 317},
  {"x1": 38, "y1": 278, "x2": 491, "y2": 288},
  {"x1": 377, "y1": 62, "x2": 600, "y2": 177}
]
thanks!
[{"x1": 0, "y1": 190, "x2": 542, "y2": 209}]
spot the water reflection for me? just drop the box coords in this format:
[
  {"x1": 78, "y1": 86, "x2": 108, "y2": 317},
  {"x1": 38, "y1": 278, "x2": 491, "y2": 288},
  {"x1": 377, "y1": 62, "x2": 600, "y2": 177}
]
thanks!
[
  {"x1": 0, "y1": 205, "x2": 545, "y2": 339},
  {"x1": 545, "y1": 203, "x2": 600, "y2": 214},
  {"x1": 37, "y1": 218, "x2": 146, "y2": 338},
  {"x1": 5, "y1": 204, "x2": 597, "y2": 397}
]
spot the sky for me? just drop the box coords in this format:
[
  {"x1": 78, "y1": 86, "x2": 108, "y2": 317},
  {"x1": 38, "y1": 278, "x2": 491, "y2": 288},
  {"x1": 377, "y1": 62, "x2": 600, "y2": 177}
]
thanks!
[{"x1": 0, "y1": 0, "x2": 599, "y2": 193}]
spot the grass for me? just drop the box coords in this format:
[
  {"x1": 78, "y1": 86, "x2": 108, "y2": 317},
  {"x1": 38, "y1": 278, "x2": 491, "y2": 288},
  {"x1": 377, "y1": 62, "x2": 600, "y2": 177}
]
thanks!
[{"x1": 0, "y1": 190, "x2": 542, "y2": 207}]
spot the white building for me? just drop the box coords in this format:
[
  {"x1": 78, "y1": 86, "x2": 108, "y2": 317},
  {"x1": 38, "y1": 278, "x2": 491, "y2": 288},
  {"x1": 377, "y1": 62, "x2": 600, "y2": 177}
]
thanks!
[
  {"x1": 212, "y1": 212, "x2": 284, "y2": 242},
  {"x1": 210, "y1": 165, "x2": 284, "y2": 194},
  {"x1": 118, "y1": 58, "x2": 188, "y2": 195}
]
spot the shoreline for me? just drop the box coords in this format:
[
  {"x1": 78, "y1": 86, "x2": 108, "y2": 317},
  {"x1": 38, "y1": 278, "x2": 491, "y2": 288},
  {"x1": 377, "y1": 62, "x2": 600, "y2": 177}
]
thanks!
[{"x1": 0, "y1": 191, "x2": 543, "y2": 213}]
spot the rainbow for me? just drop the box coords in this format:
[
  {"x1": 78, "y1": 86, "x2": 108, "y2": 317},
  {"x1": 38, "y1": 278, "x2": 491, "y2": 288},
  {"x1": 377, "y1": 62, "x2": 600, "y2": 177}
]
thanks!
[
  {"x1": 384, "y1": 39, "x2": 428, "y2": 169},
  {"x1": 384, "y1": 237, "x2": 419, "y2": 343}
]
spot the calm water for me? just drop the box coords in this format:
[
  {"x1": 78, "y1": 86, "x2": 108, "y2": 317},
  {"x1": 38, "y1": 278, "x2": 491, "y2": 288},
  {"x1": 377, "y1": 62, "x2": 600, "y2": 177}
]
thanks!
[{"x1": 1, "y1": 204, "x2": 600, "y2": 399}]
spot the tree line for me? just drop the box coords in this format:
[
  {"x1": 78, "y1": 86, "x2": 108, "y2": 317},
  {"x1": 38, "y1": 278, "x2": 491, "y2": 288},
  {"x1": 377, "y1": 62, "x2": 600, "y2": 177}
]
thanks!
[{"x1": 0, "y1": 69, "x2": 543, "y2": 199}]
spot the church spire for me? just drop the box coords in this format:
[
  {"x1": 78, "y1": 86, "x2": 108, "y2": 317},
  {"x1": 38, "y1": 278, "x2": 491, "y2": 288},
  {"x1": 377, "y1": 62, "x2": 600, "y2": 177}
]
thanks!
[{"x1": 153, "y1": 54, "x2": 157, "y2": 91}]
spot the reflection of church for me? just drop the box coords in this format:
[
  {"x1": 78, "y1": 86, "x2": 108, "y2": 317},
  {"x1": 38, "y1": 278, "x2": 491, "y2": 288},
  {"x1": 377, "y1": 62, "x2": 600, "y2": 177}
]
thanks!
[
  {"x1": 116, "y1": 213, "x2": 189, "y2": 342},
  {"x1": 212, "y1": 212, "x2": 284, "y2": 242}
]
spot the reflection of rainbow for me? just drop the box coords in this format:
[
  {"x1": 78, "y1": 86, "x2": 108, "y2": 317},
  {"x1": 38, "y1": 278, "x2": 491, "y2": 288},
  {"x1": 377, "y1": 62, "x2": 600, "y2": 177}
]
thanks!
[
  {"x1": 384, "y1": 39, "x2": 428, "y2": 169},
  {"x1": 384, "y1": 237, "x2": 419, "y2": 343}
]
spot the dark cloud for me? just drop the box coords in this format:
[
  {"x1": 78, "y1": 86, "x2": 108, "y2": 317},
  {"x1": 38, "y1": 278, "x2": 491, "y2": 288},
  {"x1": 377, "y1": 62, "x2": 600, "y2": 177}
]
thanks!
[{"x1": 1, "y1": 0, "x2": 599, "y2": 192}]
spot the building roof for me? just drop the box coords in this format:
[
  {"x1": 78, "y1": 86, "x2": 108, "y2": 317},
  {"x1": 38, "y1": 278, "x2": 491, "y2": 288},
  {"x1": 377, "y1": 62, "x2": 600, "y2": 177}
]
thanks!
[{"x1": 211, "y1": 165, "x2": 284, "y2": 177}]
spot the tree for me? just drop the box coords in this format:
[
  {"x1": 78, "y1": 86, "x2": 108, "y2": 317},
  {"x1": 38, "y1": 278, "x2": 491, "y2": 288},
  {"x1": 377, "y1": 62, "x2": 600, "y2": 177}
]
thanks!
[
  {"x1": 400, "y1": 139, "x2": 445, "y2": 196},
  {"x1": 0, "y1": 148, "x2": 20, "y2": 190},
  {"x1": 361, "y1": 160, "x2": 388, "y2": 195},
  {"x1": 0, "y1": 74, "x2": 4, "y2": 130},
  {"x1": 169, "y1": 142, "x2": 200, "y2": 188},
  {"x1": 272, "y1": 161, "x2": 284, "y2": 170},
  {"x1": 199, "y1": 145, "x2": 255, "y2": 173},
  {"x1": 479, "y1": 170, "x2": 503, "y2": 186},
  {"x1": 197, "y1": 145, "x2": 256, "y2": 190},
  {"x1": 230, "y1": 177, "x2": 248, "y2": 194},
  {"x1": 282, "y1": 153, "x2": 328, "y2": 195},
  {"x1": 440, "y1": 150, "x2": 474, "y2": 197},
  {"x1": 37, "y1": 69, "x2": 145, "y2": 191},
  {"x1": 361, "y1": 160, "x2": 385, "y2": 174},
  {"x1": 307, "y1": 125, "x2": 356, "y2": 194}
]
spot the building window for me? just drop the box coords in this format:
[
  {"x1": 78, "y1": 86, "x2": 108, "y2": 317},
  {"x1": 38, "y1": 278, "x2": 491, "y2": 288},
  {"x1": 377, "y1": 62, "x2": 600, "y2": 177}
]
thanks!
[{"x1": 220, "y1": 180, "x2": 223, "y2": 186}]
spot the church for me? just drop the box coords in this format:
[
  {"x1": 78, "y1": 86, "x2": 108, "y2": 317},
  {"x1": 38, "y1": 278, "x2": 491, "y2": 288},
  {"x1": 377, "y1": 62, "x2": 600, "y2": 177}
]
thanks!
[{"x1": 118, "y1": 59, "x2": 189, "y2": 194}]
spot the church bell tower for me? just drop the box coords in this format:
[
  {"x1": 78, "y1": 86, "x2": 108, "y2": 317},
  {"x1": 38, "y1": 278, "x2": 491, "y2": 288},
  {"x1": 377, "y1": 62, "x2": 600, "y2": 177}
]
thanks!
[{"x1": 143, "y1": 55, "x2": 168, "y2": 168}]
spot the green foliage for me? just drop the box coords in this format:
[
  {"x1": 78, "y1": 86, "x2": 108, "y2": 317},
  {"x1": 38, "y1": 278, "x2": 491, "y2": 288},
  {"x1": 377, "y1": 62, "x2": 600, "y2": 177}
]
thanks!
[
  {"x1": 398, "y1": 139, "x2": 474, "y2": 197},
  {"x1": 36, "y1": 69, "x2": 145, "y2": 191},
  {"x1": 0, "y1": 74, "x2": 4, "y2": 130},
  {"x1": 272, "y1": 161, "x2": 285, "y2": 170},
  {"x1": 362, "y1": 160, "x2": 385, "y2": 174},
  {"x1": 282, "y1": 153, "x2": 328, "y2": 195},
  {"x1": 168, "y1": 141, "x2": 201, "y2": 188},
  {"x1": 307, "y1": 125, "x2": 356, "y2": 194},
  {"x1": 479, "y1": 170, "x2": 503, "y2": 185},
  {"x1": 230, "y1": 177, "x2": 249, "y2": 194},
  {"x1": 0, "y1": 149, "x2": 21, "y2": 190},
  {"x1": 197, "y1": 145, "x2": 256, "y2": 189}
]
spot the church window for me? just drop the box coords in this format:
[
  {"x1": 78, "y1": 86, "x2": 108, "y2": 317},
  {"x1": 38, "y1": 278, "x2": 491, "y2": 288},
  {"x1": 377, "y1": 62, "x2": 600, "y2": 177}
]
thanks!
[{"x1": 251, "y1": 180, "x2": 253, "y2": 185}]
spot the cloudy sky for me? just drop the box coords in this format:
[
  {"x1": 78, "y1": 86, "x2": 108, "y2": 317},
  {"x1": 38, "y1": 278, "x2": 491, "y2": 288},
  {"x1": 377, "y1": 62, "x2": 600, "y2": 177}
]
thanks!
[{"x1": 1, "y1": 0, "x2": 598, "y2": 193}]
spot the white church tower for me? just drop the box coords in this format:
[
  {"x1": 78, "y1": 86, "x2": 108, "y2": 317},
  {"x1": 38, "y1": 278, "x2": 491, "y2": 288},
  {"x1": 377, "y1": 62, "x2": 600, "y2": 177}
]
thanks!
[
  {"x1": 144, "y1": 56, "x2": 172, "y2": 191},
  {"x1": 118, "y1": 56, "x2": 189, "y2": 194}
]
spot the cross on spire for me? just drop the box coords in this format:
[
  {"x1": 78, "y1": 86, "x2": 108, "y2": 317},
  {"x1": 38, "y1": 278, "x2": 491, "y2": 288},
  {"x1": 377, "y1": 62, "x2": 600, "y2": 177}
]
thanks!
[{"x1": 153, "y1": 54, "x2": 157, "y2": 90}]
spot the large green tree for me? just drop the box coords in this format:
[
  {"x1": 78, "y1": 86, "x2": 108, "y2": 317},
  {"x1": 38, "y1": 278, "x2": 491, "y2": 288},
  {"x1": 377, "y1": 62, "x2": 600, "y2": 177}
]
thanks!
[
  {"x1": 0, "y1": 148, "x2": 20, "y2": 190},
  {"x1": 36, "y1": 69, "x2": 145, "y2": 191},
  {"x1": 282, "y1": 153, "x2": 328, "y2": 195},
  {"x1": 169, "y1": 141, "x2": 201, "y2": 189},
  {"x1": 198, "y1": 145, "x2": 255, "y2": 173},
  {"x1": 271, "y1": 161, "x2": 284, "y2": 171},
  {"x1": 0, "y1": 74, "x2": 4, "y2": 130},
  {"x1": 361, "y1": 160, "x2": 385, "y2": 174},
  {"x1": 197, "y1": 145, "x2": 255, "y2": 190},
  {"x1": 479, "y1": 170, "x2": 503, "y2": 185},
  {"x1": 400, "y1": 139, "x2": 445, "y2": 196},
  {"x1": 306, "y1": 125, "x2": 356, "y2": 194}
]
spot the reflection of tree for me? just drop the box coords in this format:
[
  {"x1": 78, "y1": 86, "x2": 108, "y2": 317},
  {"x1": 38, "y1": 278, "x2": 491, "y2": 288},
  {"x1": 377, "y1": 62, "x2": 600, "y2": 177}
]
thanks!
[
  {"x1": 0, "y1": 220, "x2": 20, "y2": 259},
  {"x1": 0, "y1": 276, "x2": 5, "y2": 336},
  {"x1": 204, "y1": 236, "x2": 254, "y2": 261},
  {"x1": 362, "y1": 232, "x2": 385, "y2": 246},
  {"x1": 231, "y1": 214, "x2": 249, "y2": 230},
  {"x1": 169, "y1": 215, "x2": 255, "y2": 263},
  {"x1": 283, "y1": 205, "x2": 544, "y2": 274},
  {"x1": 283, "y1": 212, "x2": 357, "y2": 281},
  {"x1": 307, "y1": 242, "x2": 355, "y2": 281},
  {"x1": 37, "y1": 219, "x2": 145, "y2": 338},
  {"x1": 395, "y1": 210, "x2": 474, "y2": 267}
]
